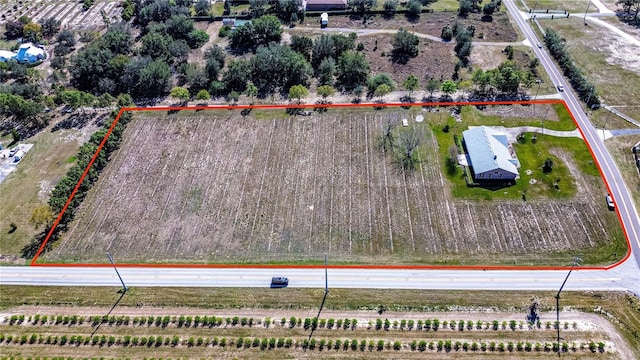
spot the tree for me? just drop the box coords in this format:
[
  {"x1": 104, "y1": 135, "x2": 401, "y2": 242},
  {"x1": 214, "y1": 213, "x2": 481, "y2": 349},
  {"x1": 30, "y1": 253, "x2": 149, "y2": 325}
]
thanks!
[
  {"x1": 187, "y1": 30, "x2": 209, "y2": 49},
  {"x1": 396, "y1": 128, "x2": 423, "y2": 171},
  {"x1": 383, "y1": 0, "x2": 397, "y2": 16},
  {"x1": 205, "y1": 45, "x2": 226, "y2": 81},
  {"x1": 4, "y1": 21, "x2": 24, "y2": 40},
  {"x1": 392, "y1": 28, "x2": 419, "y2": 63},
  {"x1": 40, "y1": 18, "x2": 61, "y2": 38},
  {"x1": 374, "y1": 83, "x2": 391, "y2": 101},
  {"x1": 337, "y1": 50, "x2": 369, "y2": 91},
  {"x1": 407, "y1": 0, "x2": 422, "y2": 18},
  {"x1": 195, "y1": 0, "x2": 211, "y2": 16},
  {"x1": 403, "y1": 75, "x2": 419, "y2": 98},
  {"x1": 196, "y1": 89, "x2": 211, "y2": 101},
  {"x1": 291, "y1": 35, "x2": 313, "y2": 60},
  {"x1": 288, "y1": 84, "x2": 308, "y2": 103},
  {"x1": 167, "y1": 15, "x2": 195, "y2": 41},
  {"x1": 441, "y1": 24, "x2": 453, "y2": 41},
  {"x1": 250, "y1": 0, "x2": 269, "y2": 17},
  {"x1": 171, "y1": 86, "x2": 190, "y2": 103},
  {"x1": 317, "y1": 57, "x2": 336, "y2": 86},
  {"x1": 252, "y1": 15, "x2": 283, "y2": 46},
  {"x1": 311, "y1": 34, "x2": 335, "y2": 68},
  {"x1": 223, "y1": 59, "x2": 252, "y2": 92},
  {"x1": 348, "y1": 0, "x2": 378, "y2": 17},
  {"x1": 29, "y1": 205, "x2": 54, "y2": 230},
  {"x1": 367, "y1": 73, "x2": 395, "y2": 95},
  {"x1": 441, "y1": 80, "x2": 457, "y2": 96},
  {"x1": 458, "y1": 0, "x2": 473, "y2": 17},
  {"x1": 483, "y1": 0, "x2": 498, "y2": 17},
  {"x1": 137, "y1": 60, "x2": 171, "y2": 98},
  {"x1": 316, "y1": 85, "x2": 336, "y2": 102},
  {"x1": 245, "y1": 81, "x2": 258, "y2": 104},
  {"x1": 380, "y1": 116, "x2": 398, "y2": 152},
  {"x1": 251, "y1": 43, "x2": 312, "y2": 95},
  {"x1": 454, "y1": 29, "x2": 473, "y2": 64},
  {"x1": 140, "y1": 32, "x2": 170, "y2": 60},
  {"x1": 23, "y1": 22, "x2": 42, "y2": 43}
]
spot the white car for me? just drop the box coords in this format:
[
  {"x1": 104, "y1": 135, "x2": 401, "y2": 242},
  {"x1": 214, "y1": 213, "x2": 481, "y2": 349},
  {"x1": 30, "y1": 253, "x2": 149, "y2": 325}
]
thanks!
[
  {"x1": 557, "y1": 84, "x2": 564, "y2": 92},
  {"x1": 606, "y1": 194, "x2": 615, "y2": 209},
  {"x1": 537, "y1": 43, "x2": 543, "y2": 49}
]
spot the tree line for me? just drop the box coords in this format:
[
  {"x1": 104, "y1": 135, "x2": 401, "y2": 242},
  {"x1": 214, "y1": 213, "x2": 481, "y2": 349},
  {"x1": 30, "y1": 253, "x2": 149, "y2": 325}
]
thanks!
[
  {"x1": 544, "y1": 28, "x2": 600, "y2": 108},
  {"x1": 21, "y1": 96, "x2": 134, "y2": 260}
]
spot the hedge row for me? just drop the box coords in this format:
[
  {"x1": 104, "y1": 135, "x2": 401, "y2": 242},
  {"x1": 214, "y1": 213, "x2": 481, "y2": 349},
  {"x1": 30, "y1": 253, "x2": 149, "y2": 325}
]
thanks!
[
  {"x1": 5, "y1": 315, "x2": 577, "y2": 332},
  {"x1": 0, "y1": 333, "x2": 607, "y2": 353},
  {"x1": 23, "y1": 102, "x2": 133, "y2": 259}
]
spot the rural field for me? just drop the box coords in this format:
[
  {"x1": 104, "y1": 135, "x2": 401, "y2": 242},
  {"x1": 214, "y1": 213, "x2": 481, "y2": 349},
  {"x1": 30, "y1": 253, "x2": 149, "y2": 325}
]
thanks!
[
  {"x1": 43, "y1": 106, "x2": 624, "y2": 265},
  {"x1": 0, "y1": 286, "x2": 639, "y2": 359},
  {"x1": 0, "y1": 0, "x2": 121, "y2": 30}
]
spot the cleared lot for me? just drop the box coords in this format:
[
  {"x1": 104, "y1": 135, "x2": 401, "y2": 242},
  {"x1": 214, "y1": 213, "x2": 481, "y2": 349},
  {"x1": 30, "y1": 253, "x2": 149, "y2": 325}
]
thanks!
[{"x1": 46, "y1": 109, "x2": 623, "y2": 265}]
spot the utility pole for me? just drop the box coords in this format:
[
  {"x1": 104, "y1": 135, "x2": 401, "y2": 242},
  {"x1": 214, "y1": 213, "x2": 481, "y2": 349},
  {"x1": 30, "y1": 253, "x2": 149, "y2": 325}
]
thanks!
[
  {"x1": 555, "y1": 257, "x2": 582, "y2": 354},
  {"x1": 602, "y1": 108, "x2": 612, "y2": 140},
  {"x1": 107, "y1": 253, "x2": 128, "y2": 292},
  {"x1": 584, "y1": 2, "x2": 591, "y2": 25},
  {"x1": 533, "y1": 79, "x2": 542, "y2": 117},
  {"x1": 306, "y1": 254, "x2": 329, "y2": 351}
]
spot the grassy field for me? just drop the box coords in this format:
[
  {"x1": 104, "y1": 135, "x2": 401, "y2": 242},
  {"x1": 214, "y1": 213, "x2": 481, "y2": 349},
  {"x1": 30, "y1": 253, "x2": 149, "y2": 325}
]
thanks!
[
  {"x1": 0, "y1": 286, "x2": 638, "y2": 359},
  {"x1": 0, "y1": 121, "x2": 98, "y2": 264},
  {"x1": 518, "y1": 0, "x2": 598, "y2": 13},
  {"x1": 538, "y1": 17, "x2": 640, "y2": 122},
  {"x1": 37, "y1": 107, "x2": 625, "y2": 266}
]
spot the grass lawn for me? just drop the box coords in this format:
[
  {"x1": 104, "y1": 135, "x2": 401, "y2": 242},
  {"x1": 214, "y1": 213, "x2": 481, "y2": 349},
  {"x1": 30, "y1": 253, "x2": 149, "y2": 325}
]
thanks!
[
  {"x1": 432, "y1": 104, "x2": 599, "y2": 201},
  {"x1": 0, "y1": 124, "x2": 94, "y2": 262}
]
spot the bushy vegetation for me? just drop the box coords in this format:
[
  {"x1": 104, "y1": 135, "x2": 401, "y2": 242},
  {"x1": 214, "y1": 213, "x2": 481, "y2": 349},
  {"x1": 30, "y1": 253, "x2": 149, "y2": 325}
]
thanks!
[{"x1": 544, "y1": 28, "x2": 600, "y2": 108}]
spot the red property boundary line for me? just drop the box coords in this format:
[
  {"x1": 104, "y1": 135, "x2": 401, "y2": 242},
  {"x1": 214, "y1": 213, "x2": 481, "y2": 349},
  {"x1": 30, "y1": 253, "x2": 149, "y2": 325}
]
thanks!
[{"x1": 30, "y1": 99, "x2": 632, "y2": 271}]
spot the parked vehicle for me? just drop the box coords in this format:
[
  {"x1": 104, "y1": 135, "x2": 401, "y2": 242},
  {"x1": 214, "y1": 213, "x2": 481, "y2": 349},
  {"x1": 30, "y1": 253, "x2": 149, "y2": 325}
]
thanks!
[{"x1": 606, "y1": 194, "x2": 615, "y2": 210}]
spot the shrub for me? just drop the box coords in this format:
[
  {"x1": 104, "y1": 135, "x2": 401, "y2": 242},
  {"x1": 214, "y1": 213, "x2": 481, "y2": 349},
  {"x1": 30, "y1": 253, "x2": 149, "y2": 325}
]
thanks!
[
  {"x1": 418, "y1": 340, "x2": 427, "y2": 351},
  {"x1": 377, "y1": 339, "x2": 385, "y2": 351},
  {"x1": 393, "y1": 340, "x2": 401, "y2": 350},
  {"x1": 328, "y1": 318, "x2": 335, "y2": 329},
  {"x1": 408, "y1": 319, "x2": 414, "y2": 330},
  {"x1": 350, "y1": 339, "x2": 358, "y2": 351},
  {"x1": 433, "y1": 319, "x2": 440, "y2": 331},
  {"x1": 410, "y1": 340, "x2": 417, "y2": 350}
]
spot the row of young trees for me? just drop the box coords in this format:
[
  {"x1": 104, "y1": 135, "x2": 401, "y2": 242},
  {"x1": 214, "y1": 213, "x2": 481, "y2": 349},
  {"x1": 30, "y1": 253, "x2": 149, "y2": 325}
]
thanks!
[
  {"x1": 544, "y1": 28, "x2": 600, "y2": 108},
  {"x1": 0, "y1": 332, "x2": 607, "y2": 353}
]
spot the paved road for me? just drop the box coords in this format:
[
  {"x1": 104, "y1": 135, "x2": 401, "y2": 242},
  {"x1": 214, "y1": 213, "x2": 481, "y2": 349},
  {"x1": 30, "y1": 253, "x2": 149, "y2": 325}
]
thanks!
[
  {"x1": 1, "y1": 262, "x2": 639, "y2": 295},
  {"x1": 504, "y1": 0, "x2": 640, "y2": 269}
]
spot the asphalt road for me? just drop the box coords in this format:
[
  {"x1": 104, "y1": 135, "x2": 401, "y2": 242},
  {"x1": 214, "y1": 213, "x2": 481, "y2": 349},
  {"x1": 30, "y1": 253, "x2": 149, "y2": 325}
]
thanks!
[
  {"x1": 1, "y1": 261, "x2": 639, "y2": 294},
  {"x1": 1, "y1": 2, "x2": 639, "y2": 298},
  {"x1": 504, "y1": 0, "x2": 640, "y2": 270}
]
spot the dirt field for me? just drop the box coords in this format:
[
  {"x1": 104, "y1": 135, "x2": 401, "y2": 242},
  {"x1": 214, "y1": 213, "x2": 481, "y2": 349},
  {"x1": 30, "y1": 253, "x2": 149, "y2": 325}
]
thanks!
[
  {"x1": 42, "y1": 108, "x2": 622, "y2": 265},
  {"x1": 304, "y1": 11, "x2": 519, "y2": 43},
  {"x1": 0, "y1": 0, "x2": 121, "y2": 30}
]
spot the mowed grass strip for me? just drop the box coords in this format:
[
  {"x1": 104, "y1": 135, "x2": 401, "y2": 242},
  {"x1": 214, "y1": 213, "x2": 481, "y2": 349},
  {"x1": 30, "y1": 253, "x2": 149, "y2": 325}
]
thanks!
[{"x1": 40, "y1": 108, "x2": 624, "y2": 266}]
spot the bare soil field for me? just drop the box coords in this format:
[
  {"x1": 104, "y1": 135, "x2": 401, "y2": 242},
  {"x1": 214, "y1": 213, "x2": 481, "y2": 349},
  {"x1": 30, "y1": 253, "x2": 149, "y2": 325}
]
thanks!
[
  {"x1": 0, "y1": 0, "x2": 121, "y2": 30},
  {"x1": 303, "y1": 11, "x2": 519, "y2": 43},
  {"x1": 43, "y1": 108, "x2": 622, "y2": 265},
  {"x1": 359, "y1": 34, "x2": 457, "y2": 86}
]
